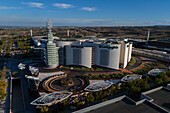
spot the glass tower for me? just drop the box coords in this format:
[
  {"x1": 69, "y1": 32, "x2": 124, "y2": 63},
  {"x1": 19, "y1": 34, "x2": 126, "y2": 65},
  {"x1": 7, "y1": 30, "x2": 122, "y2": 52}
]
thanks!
[{"x1": 44, "y1": 20, "x2": 58, "y2": 68}]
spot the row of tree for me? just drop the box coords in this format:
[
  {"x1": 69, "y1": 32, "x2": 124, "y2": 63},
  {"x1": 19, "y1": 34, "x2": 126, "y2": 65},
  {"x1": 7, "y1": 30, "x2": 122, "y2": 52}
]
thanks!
[
  {"x1": 0, "y1": 66, "x2": 8, "y2": 102},
  {"x1": 55, "y1": 85, "x2": 119, "y2": 112},
  {"x1": 12, "y1": 36, "x2": 30, "y2": 54},
  {"x1": 0, "y1": 38, "x2": 7, "y2": 53},
  {"x1": 16, "y1": 40, "x2": 30, "y2": 53},
  {"x1": 5, "y1": 38, "x2": 12, "y2": 58}
]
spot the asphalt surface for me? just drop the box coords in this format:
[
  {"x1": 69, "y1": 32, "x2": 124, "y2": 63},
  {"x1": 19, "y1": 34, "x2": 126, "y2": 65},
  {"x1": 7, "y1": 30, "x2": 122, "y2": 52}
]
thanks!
[{"x1": 125, "y1": 56, "x2": 142, "y2": 70}]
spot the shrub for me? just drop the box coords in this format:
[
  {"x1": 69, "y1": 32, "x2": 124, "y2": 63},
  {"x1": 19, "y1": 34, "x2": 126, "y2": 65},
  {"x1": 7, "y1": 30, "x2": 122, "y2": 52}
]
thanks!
[
  {"x1": 102, "y1": 98, "x2": 108, "y2": 102},
  {"x1": 12, "y1": 72, "x2": 18, "y2": 77}
]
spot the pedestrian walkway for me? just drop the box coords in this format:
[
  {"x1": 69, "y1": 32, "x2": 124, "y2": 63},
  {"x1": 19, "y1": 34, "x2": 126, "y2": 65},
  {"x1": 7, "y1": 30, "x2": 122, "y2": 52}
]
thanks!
[
  {"x1": 119, "y1": 68, "x2": 132, "y2": 74},
  {"x1": 130, "y1": 62, "x2": 146, "y2": 72}
]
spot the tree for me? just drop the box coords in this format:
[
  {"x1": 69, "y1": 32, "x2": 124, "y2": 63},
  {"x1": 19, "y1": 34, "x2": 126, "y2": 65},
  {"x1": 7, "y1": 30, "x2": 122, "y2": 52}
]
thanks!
[
  {"x1": 154, "y1": 78, "x2": 163, "y2": 86},
  {"x1": 166, "y1": 70, "x2": 170, "y2": 77},
  {"x1": 86, "y1": 93, "x2": 94, "y2": 103},
  {"x1": 40, "y1": 106, "x2": 51, "y2": 113},
  {"x1": 0, "y1": 66, "x2": 7, "y2": 80},
  {"x1": 102, "y1": 98, "x2": 108, "y2": 102},
  {"x1": 0, "y1": 87, "x2": 7, "y2": 102},
  {"x1": 161, "y1": 74, "x2": 170, "y2": 83},
  {"x1": 138, "y1": 79, "x2": 150, "y2": 91},
  {"x1": 95, "y1": 90, "x2": 103, "y2": 100},
  {"x1": 110, "y1": 85, "x2": 117, "y2": 94},
  {"x1": 76, "y1": 101, "x2": 84, "y2": 109},
  {"x1": 12, "y1": 72, "x2": 18, "y2": 77},
  {"x1": 0, "y1": 81, "x2": 8, "y2": 89}
]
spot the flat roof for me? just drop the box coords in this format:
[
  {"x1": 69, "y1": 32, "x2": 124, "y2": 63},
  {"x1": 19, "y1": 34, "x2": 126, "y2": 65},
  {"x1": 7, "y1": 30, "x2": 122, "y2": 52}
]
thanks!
[
  {"x1": 88, "y1": 98, "x2": 160, "y2": 113},
  {"x1": 146, "y1": 89, "x2": 170, "y2": 112},
  {"x1": 121, "y1": 74, "x2": 142, "y2": 82},
  {"x1": 85, "y1": 81, "x2": 113, "y2": 92}
]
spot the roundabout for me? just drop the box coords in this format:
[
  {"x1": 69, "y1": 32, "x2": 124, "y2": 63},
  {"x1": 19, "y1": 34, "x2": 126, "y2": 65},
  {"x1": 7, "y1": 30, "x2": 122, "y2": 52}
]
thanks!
[
  {"x1": 41, "y1": 70, "x2": 89, "y2": 93},
  {"x1": 49, "y1": 77, "x2": 82, "y2": 91}
]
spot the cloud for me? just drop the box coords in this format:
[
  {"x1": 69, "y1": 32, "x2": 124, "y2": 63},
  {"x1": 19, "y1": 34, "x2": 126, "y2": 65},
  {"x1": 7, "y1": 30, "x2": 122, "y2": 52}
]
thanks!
[
  {"x1": 81, "y1": 7, "x2": 96, "y2": 11},
  {"x1": 22, "y1": 2, "x2": 44, "y2": 8},
  {"x1": 53, "y1": 3, "x2": 73, "y2": 8},
  {"x1": 0, "y1": 6, "x2": 19, "y2": 9}
]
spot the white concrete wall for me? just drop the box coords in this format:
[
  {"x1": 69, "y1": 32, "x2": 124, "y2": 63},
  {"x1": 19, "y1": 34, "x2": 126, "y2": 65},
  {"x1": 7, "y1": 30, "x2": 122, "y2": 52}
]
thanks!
[
  {"x1": 119, "y1": 43, "x2": 129, "y2": 68},
  {"x1": 128, "y1": 43, "x2": 132, "y2": 62},
  {"x1": 66, "y1": 46, "x2": 92, "y2": 68},
  {"x1": 108, "y1": 45, "x2": 121, "y2": 69},
  {"x1": 81, "y1": 47, "x2": 92, "y2": 68},
  {"x1": 95, "y1": 44, "x2": 120, "y2": 70},
  {"x1": 123, "y1": 43, "x2": 129, "y2": 68}
]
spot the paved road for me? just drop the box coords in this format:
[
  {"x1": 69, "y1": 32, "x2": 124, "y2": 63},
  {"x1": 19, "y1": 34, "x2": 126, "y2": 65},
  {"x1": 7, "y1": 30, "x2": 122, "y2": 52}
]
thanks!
[
  {"x1": 12, "y1": 79, "x2": 24, "y2": 113},
  {"x1": 20, "y1": 68, "x2": 36, "y2": 113}
]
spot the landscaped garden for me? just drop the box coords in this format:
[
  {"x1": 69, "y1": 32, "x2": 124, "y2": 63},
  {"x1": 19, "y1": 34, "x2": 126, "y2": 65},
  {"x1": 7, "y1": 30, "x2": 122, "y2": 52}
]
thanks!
[{"x1": 128, "y1": 57, "x2": 135, "y2": 66}]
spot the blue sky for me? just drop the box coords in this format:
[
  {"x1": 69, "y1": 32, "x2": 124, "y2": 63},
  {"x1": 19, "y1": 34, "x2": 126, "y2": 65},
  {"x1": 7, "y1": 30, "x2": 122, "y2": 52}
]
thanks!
[{"x1": 0, "y1": 0, "x2": 170, "y2": 26}]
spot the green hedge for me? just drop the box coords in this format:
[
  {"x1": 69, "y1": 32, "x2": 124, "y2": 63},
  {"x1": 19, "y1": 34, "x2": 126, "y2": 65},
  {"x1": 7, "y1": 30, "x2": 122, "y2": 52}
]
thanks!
[
  {"x1": 133, "y1": 65, "x2": 153, "y2": 75},
  {"x1": 84, "y1": 73, "x2": 128, "y2": 79}
]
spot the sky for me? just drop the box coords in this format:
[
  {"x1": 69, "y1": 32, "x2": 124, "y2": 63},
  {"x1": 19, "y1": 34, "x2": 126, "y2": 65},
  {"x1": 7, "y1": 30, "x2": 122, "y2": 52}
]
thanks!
[{"x1": 0, "y1": 0, "x2": 170, "y2": 26}]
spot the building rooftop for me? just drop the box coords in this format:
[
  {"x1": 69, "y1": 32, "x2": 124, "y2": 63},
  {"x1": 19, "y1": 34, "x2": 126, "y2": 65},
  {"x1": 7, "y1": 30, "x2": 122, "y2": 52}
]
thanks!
[
  {"x1": 121, "y1": 74, "x2": 142, "y2": 82},
  {"x1": 146, "y1": 89, "x2": 170, "y2": 111},
  {"x1": 88, "y1": 98, "x2": 160, "y2": 113},
  {"x1": 30, "y1": 92, "x2": 72, "y2": 106},
  {"x1": 148, "y1": 69, "x2": 166, "y2": 76},
  {"x1": 84, "y1": 81, "x2": 113, "y2": 92}
]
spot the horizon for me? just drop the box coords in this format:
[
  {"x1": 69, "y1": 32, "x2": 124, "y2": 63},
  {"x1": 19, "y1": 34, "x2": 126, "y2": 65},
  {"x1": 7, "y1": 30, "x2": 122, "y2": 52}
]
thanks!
[{"x1": 0, "y1": 25, "x2": 170, "y2": 28}]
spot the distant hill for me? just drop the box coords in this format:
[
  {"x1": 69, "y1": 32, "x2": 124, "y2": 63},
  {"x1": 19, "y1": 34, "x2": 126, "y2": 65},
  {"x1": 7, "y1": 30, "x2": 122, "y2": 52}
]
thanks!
[{"x1": 0, "y1": 26, "x2": 170, "y2": 40}]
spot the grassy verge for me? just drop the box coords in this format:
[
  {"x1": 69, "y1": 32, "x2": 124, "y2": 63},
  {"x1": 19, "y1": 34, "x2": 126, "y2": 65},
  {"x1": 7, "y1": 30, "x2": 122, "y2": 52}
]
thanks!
[{"x1": 128, "y1": 57, "x2": 135, "y2": 66}]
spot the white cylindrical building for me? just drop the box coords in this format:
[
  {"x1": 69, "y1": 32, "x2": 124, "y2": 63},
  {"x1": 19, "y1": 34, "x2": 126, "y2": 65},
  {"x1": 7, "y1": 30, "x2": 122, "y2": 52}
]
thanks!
[
  {"x1": 66, "y1": 46, "x2": 92, "y2": 68},
  {"x1": 119, "y1": 42, "x2": 130, "y2": 68},
  {"x1": 127, "y1": 43, "x2": 133, "y2": 62},
  {"x1": 95, "y1": 44, "x2": 121, "y2": 70}
]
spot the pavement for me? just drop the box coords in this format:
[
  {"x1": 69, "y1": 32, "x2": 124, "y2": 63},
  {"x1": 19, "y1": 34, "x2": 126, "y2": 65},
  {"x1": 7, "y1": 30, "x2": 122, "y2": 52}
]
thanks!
[{"x1": 119, "y1": 68, "x2": 132, "y2": 74}]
